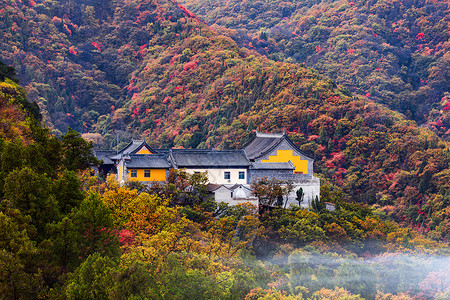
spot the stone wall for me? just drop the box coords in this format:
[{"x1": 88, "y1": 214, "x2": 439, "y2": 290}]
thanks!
[
  {"x1": 286, "y1": 178, "x2": 321, "y2": 208},
  {"x1": 255, "y1": 139, "x2": 314, "y2": 179},
  {"x1": 248, "y1": 169, "x2": 313, "y2": 183}
]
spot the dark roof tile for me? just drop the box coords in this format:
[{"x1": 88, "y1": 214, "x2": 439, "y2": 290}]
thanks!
[
  {"x1": 243, "y1": 132, "x2": 313, "y2": 161},
  {"x1": 251, "y1": 161, "x2": 295, "y2": 170},
  {"x1": 171, "y1": 149, "x2": 250, "y2": 167},
  {"x1": 126, "y1": 154, "x2": 170, "y2": 169},
  {"x1": 94, "y1": 150, "x2": 116, "y2": 164}
]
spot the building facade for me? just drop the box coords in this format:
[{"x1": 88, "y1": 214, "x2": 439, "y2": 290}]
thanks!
[{"x1": 95, "y1": 132, "x2": 320, "y2": 207}]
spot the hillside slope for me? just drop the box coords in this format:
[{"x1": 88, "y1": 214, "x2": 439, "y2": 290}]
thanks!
[
  {"x1": 0, "y1": 60, "x2": 40, "y2": 144},
  {"x1": 0, "y1": 0, "x2": 449, "y2": 239},
  {"x1": 179, "y1": 0, "x2": 450, "y2": 140}
]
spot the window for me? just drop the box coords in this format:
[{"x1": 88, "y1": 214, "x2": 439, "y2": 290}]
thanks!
[
  {"x1": 130, "y1": 170, "x2": 137, "y2": 178},
  {"x1": 239, "y1": 171, "x2": 245, "y2": 180},
  {"x1": 144, "y1": 170, "x2": 151, "y2": 177},
  {"x1": 224, "y1": 172, "x2": 230, "y2": 180}
]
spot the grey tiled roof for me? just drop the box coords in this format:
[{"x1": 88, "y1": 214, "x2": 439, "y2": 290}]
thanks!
[
  {"x1": 243, "y1": 135, "x2": 281, "y2": 160},
  {"x1": 251, "y1": 161, "x2": 295, "y2": 170},
  {"x1": 109, "y1": 140, "x2": 156, "y2": 160},
  {"x1": 243, "y1": 131, "x2": 313, "y2": 161},
  {"x1": 122, "y1": 140, "x2": 145, "y2": 155},
  {"x1": 170, "y1": 149, "x2": 250, "y2": 167},
  {"x1": 206, "y1": 184, "x2": 224, "y2": 192},
  {"x1": 125, "y1": 154, "x2": 170, "y2": 169},
  {"x1": 94, "y1": 150, "x2": 116, "y2": 164}
]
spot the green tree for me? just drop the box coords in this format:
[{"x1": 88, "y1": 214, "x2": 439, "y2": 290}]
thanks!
[
  {"x1": 110, "y1": 259, "x2": 158, "y2": 299},
  {"x1": 65, "y1": 253, "x2": 117, "y2": 300},
  {"x1": 70, "y1": 193, "x2": 120, "y2": 260},
  {"x1": 3, "y1": 167, "x2": 59, "y2": 238},
  {"x1": 61, "y1": 128, "x2": 99, "y2": 171},
  {"x1": 296, "y1": 188, "x2": 304, "y2": 206},
  {"x1": 287, "y1": 251, "x2": 316, "y2": 294},
  {"x1": 0, "y1": 212, "x2": 42, "y2": 300},
  {"x1": 335, "y1": 261, "x2": 376, "y2": 299},
  {"x1": 46, "y1": 216, "x2": 80, "y2": 270},
  {"x1": 0, "y1": 60, "x2": 18, "y2": 82},
  {"x1": 158, "y1": 253, "x2": 224, "y2": 299},
  {"x1": 277, "y1": 194, "x2": 284, "y2": 207},
  {"x1": 53, "y1": 169, "x2": 85, "y2": 215},
  {"x1": 311, "y1": 196, "x2": 326, "y2": 213}
]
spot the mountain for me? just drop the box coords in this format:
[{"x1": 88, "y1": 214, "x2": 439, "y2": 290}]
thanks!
[
  {"x1": 0, "y1": 0, "x2": 449, "y2": 240},
  {"x1": 2, "y1": 63, "x2": 450, "y2": 300},
  {"x1": 0, "y1": 60, "x2": 40, "y2": 143},
  {"x1": 179, "y1": 0, "x2": 450, "y2": 140}
]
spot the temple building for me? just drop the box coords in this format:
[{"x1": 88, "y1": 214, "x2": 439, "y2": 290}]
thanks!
[{"x1": 94, "y1": 132, "x2": 320, "y2": 207}]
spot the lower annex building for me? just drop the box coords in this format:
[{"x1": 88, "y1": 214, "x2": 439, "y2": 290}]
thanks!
[{"x1": 94, "y1": 132, "x2": 320, "y2": 207}]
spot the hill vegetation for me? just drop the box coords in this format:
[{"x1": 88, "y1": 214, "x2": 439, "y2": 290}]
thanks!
[
  {"x1": 179, "y1": 0, "x2": 450, "y2": 140},
  {"x1": 0, "y1": 0, "x2": 449, "y2": 242},
  {"x1": 0, "y1": 75, "x2": 448, "y2": 297},
  {"x1": 1, "y1": 0, "x2": 450, "y2": 291}
]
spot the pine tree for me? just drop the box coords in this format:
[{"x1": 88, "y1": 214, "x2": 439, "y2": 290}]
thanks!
[{"x1": 296, "y1": 187, "x2": 304, "y2": 205}]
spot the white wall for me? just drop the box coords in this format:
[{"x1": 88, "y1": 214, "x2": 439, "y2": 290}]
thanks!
[
  {"x1": 284, "y1": 177, "x2": 321, "y2": 208},
  {"x1": 184, "y1": 168, "x2": 248, "y2": 185},
  {"x1": 213, "y1": 186, "x2": 234, "y2": 205},
  {"x1": 212, "y1": 186, "x2": 258, "y2": 209}
]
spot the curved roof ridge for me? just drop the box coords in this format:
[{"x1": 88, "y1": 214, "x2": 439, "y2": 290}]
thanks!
[
  {"x1": 255, "y1": 131, "x2": 284, "y2": 138},
  {"x1": 171, "y1": 149, "x2": 245, "y2": 153},
  {"x1": 129, "y1": 153, "x2": 166, "y2": 157},
  {"x1": 243, "y1": 132, "x2": 314, "y2": 161}
]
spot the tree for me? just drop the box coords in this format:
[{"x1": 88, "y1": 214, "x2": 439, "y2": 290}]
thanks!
[
  {"x1": 335, "y1": 261, "x2": 377, "y2": 299},
  {"x1": 296, "y1": 187, "x2": 304, "y2": 206},
  {"x1": 108, "y1": 258, "x2": 158, "y2": 299},
  {"x1": 251, "y1": 177, "x2": 292, "y2": 207},
  {"x1": 287, "y1": 250, "x2": 316, "y2": 293},
  {"x1": 64, "y1": 253, "x2": 117, "y2": 300},
  {"x1": 3, "y1": 167, "x2": 59, "y2": 238},
  {"x1": 70, "y1": 193, "x2": 120, "y2": 260},
  {"x1": 46, "y1": 216, "x2": 80, "y2": 270},
  {"x1": 277, "y1": 194, "x2": 284, "y2": 207},
  {"x1": 283, "y1": 181, "x2": 295, "y2": 209},
  {"x1": 279, "y1": 214, "x2": 327, "y2": 244},
  {"x1": 61, "y1": 128, "x2": 100, "y2": 171},
  {"x1": 311, "y1": 287, "x2": 365, "y2": 300},
  {"x1": 53, "y1": 169, "x2": 85, "y2": 215},
  {"x1": 311, "y1": 196, "x2": 326, "y2": 213},
  {"x1": 150, "y1": 169, "x2": 207, "y2": 206},
  {"x1": 0, "y1": 60, "x2": 18, "y2": 82},
  {"x1": 0, "y1": 212, "x2": 42, "y2": 300},
  {"x1": 158, "y1": 253, "x2": 224, "y2": 299}
]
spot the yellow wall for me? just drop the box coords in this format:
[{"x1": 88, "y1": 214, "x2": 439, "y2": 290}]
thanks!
[
  {"x1": 261, "y1": 150, "x2": 308, "y2": 174},
  {"x1": 118, "y1": 166, "x2": 123, "y2": 181},
  {"x1": 128, "y1": 169, "x2": 166, "y2": 181},
  {"x1": 136, "y1": 146, "x2": 152, "y2": 154}
]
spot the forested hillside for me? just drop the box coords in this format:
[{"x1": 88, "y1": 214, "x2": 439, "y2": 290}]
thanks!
[
  {"x1": 1, "y1": 0, "x2": 449, "y2": 240},
  {"x1": 0, "y1": 60, "x2": 40, "y2": 143},
  {"x1": 179, "y1": 0, "x2": 450, "y2": 140},
  {"x1": 0, "y1": 71, "x2": 448, "y2": 298},
  {"x1": 1, "y1": 0, "x2": 450, "y2": 296}
]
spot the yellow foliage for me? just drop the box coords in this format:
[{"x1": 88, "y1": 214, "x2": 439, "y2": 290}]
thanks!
[{"x1": 312, "y1": 287, "x2": 364, "y2": 299}]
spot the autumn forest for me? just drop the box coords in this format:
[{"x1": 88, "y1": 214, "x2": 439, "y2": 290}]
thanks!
[{"x1": 0, "y1": 0, "x2": 449, "y2": 299}]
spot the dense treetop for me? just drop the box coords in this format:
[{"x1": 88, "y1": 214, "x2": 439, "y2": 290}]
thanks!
[
  {"x1": 1, "y1": 0, "x2": 449, "y2": 241},
  {"x1": 0, "y1": 57, "x2": 449, "y2": 298},
  {"x1": 179, "y1": 0, "x2": 450, "y2": 140},
  {"x1": 0, "y1": 0, "x2": 449, "y2": 297}
]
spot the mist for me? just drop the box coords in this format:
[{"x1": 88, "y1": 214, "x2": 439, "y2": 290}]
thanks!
[{"x1": 250, "y1": 251, "x2": 450, "y2": 299}]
